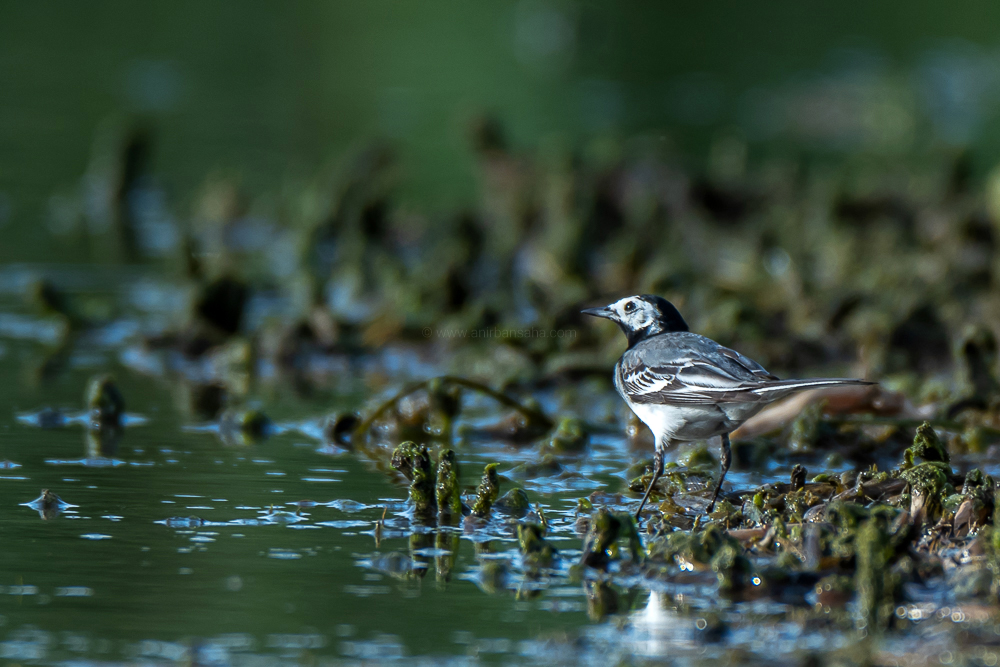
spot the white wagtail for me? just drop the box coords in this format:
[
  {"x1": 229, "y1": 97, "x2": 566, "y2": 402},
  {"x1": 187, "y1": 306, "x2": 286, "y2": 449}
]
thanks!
[{"x1": 583, "y1": 295, "x2": 873, "y2": 519}]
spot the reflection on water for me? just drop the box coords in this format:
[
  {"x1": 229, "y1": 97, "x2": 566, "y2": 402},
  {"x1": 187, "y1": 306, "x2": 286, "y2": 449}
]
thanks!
[{"x1": 0, "y1": 269, "x2": 990, "y2": 665}]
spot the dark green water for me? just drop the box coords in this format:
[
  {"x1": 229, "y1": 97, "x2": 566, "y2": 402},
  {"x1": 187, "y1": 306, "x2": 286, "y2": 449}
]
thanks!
[{"x1": 0, "y1": 266, "x2": 634, "y2": 664}]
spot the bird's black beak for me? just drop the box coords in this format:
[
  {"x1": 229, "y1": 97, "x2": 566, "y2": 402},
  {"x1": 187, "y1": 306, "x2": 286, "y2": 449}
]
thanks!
[{"x1": 581, "y1": 305, "x2": 614, "y2": 320}]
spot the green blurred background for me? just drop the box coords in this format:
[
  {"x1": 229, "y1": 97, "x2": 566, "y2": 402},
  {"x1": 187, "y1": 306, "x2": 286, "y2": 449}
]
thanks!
[{"x1": 4, "y1": 1, "x2": 1000, "y2": 262}]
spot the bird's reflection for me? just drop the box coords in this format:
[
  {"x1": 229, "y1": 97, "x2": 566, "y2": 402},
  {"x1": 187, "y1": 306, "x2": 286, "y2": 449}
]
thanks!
[{"x1": 625, "y1": 591, "x2": 691, "y2": 658}]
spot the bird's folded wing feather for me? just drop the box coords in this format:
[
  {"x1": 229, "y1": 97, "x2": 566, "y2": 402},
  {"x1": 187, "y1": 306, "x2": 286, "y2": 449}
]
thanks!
[{"x1": 620, "y1": 340, "x2": 779, "y2": 406}]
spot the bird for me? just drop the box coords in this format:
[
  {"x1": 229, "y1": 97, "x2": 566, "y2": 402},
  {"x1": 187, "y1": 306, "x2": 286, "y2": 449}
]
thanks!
[{"x1": 582, "y1": 294, "x2": 873, "y2": 520}]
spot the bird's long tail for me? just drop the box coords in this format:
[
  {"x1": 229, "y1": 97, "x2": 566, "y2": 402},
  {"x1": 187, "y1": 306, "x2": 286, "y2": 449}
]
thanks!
[{"x1": 751, "y1": 378, "x2": 874, "y2": 400}]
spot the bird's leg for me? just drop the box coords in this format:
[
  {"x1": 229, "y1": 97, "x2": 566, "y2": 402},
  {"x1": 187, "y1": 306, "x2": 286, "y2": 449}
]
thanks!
[
  {"x1": 635, "y1": 446, "x2": 665, "y2": 521},
  {"x1": 707, "y1": 433, "x2": 732, "y2": 513}
]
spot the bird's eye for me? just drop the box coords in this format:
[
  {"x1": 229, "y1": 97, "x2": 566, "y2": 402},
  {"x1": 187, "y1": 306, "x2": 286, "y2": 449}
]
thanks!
[{"x1": 623, "y1": 301, "x2": 635, "y2": 313}]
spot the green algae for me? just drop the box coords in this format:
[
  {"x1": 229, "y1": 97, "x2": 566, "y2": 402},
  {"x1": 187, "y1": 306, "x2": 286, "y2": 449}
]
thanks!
[
  {"x1": 903, "y1": 421, "x2": 950, "y2": 467},
  {"x1": 391, "y1": 441, "x2": 436, "y2": 521},
  {"x1": 517, "y1": 523, "x2": 557, "y2": 569},
  {"x1": 678, "y1": 442, "x2": 717, "y2": 469},
  {"x1": 354, "y1": 376, "x2": 552, "y2": 446},
  {"x1": 579, "y1": 509, "x2": 642, "y2": 571},
  {"x1": 471, "y1": 462, "x2": 500, "y2": 518},
  {"x1": 435, "y1": 449, "x2": 463, "y2": 522},
  {"x1": 494, "y1": 487, "x2": 531, "y2": 518},
  {"x1": 788, "y1": 400, "x2": 829, "y2": 452},
  {"x1": 648, "y1": 523, "x2": 751, "y2": 592},
  {"x1": 899, "y1": 461, "x2": 952, "y2": 526},
  {"x1": 86, "y1": 374, "x2": 125, "y2": 427},
  {"x1": 219, "y1": 408, "x2": 272, "y2": 444},
  {"x1": 544, "y1": 417, "x2": 588, "y2": 454}
]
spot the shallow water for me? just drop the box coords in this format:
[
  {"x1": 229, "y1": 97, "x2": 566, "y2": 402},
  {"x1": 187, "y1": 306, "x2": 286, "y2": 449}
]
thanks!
[{"x1": 0, "y1": 266, "x2": 994, "y2": 666}]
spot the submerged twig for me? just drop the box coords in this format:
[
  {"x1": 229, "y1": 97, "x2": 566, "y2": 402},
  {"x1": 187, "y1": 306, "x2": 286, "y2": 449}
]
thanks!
[{"x1": 352, "y1": 375, "x2": 553, "y2": 440}]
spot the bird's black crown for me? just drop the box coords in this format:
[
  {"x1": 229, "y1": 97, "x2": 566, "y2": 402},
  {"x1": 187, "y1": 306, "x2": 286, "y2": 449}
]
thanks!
[{"x1": 582, "y1": 294, "x2": 688, "y2": 347}]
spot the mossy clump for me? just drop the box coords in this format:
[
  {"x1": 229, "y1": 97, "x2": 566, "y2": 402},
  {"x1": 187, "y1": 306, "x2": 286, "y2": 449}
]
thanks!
[
  {"x1": 471, "y1": 463, "x2": 500, "y2": 518},
  {"x1": 86, "y1": 374, "x2": 125, "y2": 427},
  {"x1": 391, "y1": 441, "x2": 436, "y2": 521},
  {"x1": 435, "y1": 449, "x2": 462, "y2": 522},
  {"x1": 194, "y1": 274, "x2": 248, "y2": 338},
  {"x1": 679, "y1": 442, "x2": 717, "y2": 470},
  {"x1": 790, "y1": 464, "x2": 807, "y2": 492},
  {"x1": 494, "y1": 487, "x2": 531, "y2": 518},
  {"x1": 580, "y1": 509, "x2": 642, "y2": 571},
  {"x1": 788, "y1": 400, "x2": 828, "y2": 452},
  {"x1": 219, "y1": 408, "x2": 273, "y2": 443},
  {"x1": 948, "y1": 468, "x2": 995, "y2": 536},
  {"x1": 648, "y1": 523, "x2": 751, "y2": 592},
  {"x1": 323, "y1": 411, "x2": 360, "y2": 447},
  {"x1": 983, "y1": 491, "x2": 1000, "y2": 599},
  {"x1": 518, "y1": 523, "x2": 557, "y2": 568},
  {"x1": 899, "y1": 462, "x2": 952, "y2": 527},
  {"x1": 903, "y1": 422, "x2": 950, "y2": 467},
  {"x1": 545, "y1": 417, "x2": 588, "y2": 454}
]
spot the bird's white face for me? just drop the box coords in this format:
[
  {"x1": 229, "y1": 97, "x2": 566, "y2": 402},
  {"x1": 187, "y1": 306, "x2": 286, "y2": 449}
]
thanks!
[
  {"x1": 606, "y1": 296, "x2": 663, "y2": 335},
  {"x1": 582, "y1": 293, "x2": 687, "y2": 344}
]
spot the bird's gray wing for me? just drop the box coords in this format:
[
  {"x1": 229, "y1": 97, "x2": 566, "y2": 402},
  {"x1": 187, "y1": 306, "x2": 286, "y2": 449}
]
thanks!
[{"x1": 620, "y1": 333, "x2": 779, "y2": 406}]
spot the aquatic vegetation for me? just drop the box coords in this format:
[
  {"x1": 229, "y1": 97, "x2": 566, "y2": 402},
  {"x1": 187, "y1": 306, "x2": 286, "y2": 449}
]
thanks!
[
  {"x1": 218, "y1": 408, "x2": 273, "y2": 445},
  {"x1": 86, "y1": 374, "x2": 125, "y2": 427},
  {"x1": 390, "y1": 441, "x2": 436, "y2": 521},
  {"x1": 517, "y1": 523, "x2": 557, "y2": 569},
  {"x1": 470, "y1": 463, "x2": 500, "y2": 518},
  {"x1": 354, "y1": 376, "x2": 552, "y2": 447},
  {"x1": 11, "y1": 106, "x2": 1000, "y2": 661},
  {"x1": 494, "y1": 488, "x2": 531, "y2": 518},
  {"x1": 434, "y1": 448, "x2": 462, "y2": 522},
  {"x1": 544, "y1": 417, "x2": 588, "y2": 454},
  {"x1": 579, "y1": 509, "x2": 642, "y2": 571}
]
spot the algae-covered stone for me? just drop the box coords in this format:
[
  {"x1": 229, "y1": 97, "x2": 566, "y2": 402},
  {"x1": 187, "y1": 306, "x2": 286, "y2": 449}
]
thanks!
[
  {"x1": 648, "y1": 523, "x2": 751, "y2": 592},
  {"x1": 518, "y1": 523, "x2": 557, "y2": 568},
  {"x1": 471, "y1": 463, "x2": 500, "y2": 518},
  {"x1": 580, "y1": 510, "x2": 642, "y2": 570},
  {"x1": 195, "y1": 275, "x2": 248, "y2": 337},
  {"x1": 390, "y1": 441, "x2": 424, "y2": 481},
  {"x1": 790, "y1": 464, "x2": 807, "y2": 492},
  {"x1": 679, "y1": 442, "x2": 717, "y2": 469},
  {"x1": 546, "y1": 417, "x2": 588, "y2": 454},
  {"x1": 435, "y1": 449, "x2": 462, "y2": 521},
  {"x1": 391, "y1": 441, "x2": 436, "y2": 521},
  {"x1": 494, "y1": 487, "x2": 530, "y2": 517},
  {"x1": 323, "y1": 411, "x2": 360, "y2": 447},
  {"x1": 904, "y1": 422, "x2": 949, "y2": 466},
  {"x1": 788, "y1": 401, "x2": 826, "y2": 452},
  {"x1": 580, "y1": 509, "x2": 622, "y2": 570},
  {"x1": 219, "y1": 408, "x2": 272, "y2": 444},
  {"x1": 952, "y1": 468, "x2": 995, "y2": 536},
  {"x1": 900, "y1": 461, "x2": 952, "y2": 526},
  {"x1": 86, "y1": 374, "x2": 125, "y2": 427}
]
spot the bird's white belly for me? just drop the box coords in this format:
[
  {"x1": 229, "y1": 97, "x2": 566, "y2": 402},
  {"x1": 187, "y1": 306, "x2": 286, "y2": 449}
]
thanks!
[
  {"x1": 626, "y1": 401, "x2": 721, "y2": 444},
  {"x1": 626, "y1": 399, "x2": 764, "y2": 445}
]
